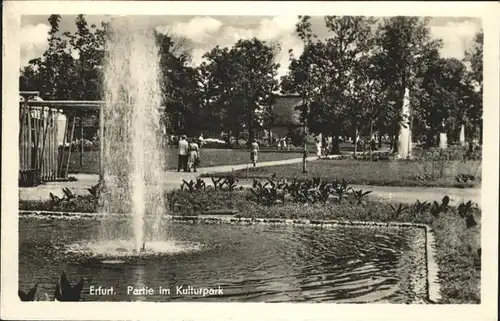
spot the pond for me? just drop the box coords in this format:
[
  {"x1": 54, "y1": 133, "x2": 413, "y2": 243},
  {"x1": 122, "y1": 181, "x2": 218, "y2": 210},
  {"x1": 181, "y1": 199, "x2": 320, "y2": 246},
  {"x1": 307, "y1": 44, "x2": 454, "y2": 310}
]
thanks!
[{"x1": 19, "y1": 217, "x2": 427, "y2": 303}]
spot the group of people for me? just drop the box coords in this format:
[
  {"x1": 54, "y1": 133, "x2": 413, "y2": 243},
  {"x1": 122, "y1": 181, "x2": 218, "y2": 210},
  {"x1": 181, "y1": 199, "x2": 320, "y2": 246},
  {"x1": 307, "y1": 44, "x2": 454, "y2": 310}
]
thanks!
[
  {"x1": 176, "y1": 135, "x2": 261, "y2": 172},
  {"x1": 177, "y1": 135, "x2": 201, "y2": 172},
  {"x1": 277, "y1": 137, "x2": 292, "y2": 151}
]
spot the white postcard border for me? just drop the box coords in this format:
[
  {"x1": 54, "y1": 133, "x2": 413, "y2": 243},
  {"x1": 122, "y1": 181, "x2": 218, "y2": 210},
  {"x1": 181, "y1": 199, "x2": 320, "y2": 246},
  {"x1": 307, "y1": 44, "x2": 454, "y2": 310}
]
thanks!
[{"x1": 2, "y1": 2, "x2": 499, "y2": 320}]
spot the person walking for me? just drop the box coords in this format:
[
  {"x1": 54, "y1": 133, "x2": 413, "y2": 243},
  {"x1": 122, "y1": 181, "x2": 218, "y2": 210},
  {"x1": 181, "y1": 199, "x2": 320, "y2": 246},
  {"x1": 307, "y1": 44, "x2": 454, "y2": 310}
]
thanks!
[
  {"x1": 250, "y1": 139, "x2": 260, "y2": 167},
  {"x1": 315, "y1": 138, "x2": 322, "y2": 159},
  {"x1": 281, "y1": 138, "x2": 287, "y2": 151},
  {"x1": 187, "y1": 138, "x2": 200, "y2": 172},
  {"x1": 177, "y1": 135, "x2": 189, "y2": 172},
  {"x1": 198, "y1": 133, "x2": 205, "y2": 148}
]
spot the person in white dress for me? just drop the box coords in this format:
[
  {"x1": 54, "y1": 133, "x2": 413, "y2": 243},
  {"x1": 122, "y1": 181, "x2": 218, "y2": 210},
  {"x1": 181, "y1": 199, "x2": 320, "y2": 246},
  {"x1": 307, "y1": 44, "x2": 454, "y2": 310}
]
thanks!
[
  {"x1": 315, "y1": 138, "x2": 322, "y2": 158},
  {"x1": 198, "y1": 133, "x2": 204, "y2": 148},
  {"x1": 250, "y1": 140, "x2": 260, "y2": 167}
]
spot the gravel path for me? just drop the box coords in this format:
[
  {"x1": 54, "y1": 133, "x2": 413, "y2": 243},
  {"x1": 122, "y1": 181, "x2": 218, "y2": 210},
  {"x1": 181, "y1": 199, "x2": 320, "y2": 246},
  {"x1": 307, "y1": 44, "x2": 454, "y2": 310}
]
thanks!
[{"x1": 19, "y1": 157, "x2": 481, "y2": 207}]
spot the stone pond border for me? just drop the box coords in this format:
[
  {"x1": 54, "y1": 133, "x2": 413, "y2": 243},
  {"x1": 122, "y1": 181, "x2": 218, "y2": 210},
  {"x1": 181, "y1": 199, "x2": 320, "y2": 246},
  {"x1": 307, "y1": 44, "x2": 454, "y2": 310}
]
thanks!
[{"x1": 19, "y1": 210, "x2": 442, "y2": 303}]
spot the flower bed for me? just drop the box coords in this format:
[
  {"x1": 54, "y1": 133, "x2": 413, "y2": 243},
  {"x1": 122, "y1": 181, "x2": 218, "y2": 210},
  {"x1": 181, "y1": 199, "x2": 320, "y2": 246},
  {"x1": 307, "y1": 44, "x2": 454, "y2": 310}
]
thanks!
[{"x1": 204, "y1": 157, "x2": 482, "y2": 188}]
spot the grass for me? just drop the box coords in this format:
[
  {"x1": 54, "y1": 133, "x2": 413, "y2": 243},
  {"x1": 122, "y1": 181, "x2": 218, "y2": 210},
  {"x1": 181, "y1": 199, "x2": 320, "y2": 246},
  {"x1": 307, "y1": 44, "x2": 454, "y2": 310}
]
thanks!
[
  {"x1": 60, "y1": 141, "x2": 363, "y2": 174},
  {"x1": 19, "y1": 176, "x2": 480, "y2": 304},
  {"x1": 204, "y1": 159, "x2": 482, "y2": 188},
  {"x1": 62, "y1": 149, "x2": 303, "y2": 174}
]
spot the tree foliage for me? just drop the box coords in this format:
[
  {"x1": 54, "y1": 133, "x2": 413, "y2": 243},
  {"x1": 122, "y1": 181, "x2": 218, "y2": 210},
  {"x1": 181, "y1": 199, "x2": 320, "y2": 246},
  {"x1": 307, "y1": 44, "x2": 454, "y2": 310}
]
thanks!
[
  {"x1": 19, "y1": 15, "x2": 201, "y2": 134},
  {"x1": 283, "y1": 16, "x2": 377, "y2": 153},
  {"x1": 198, "y1": 38, "x2": 279, "y2": 143},
  {"x1": 282, "y1": 16, "x2": 481, "y2": 151},
  {"x1": 20, "y1": 15, "x2": 482, "y2": 147},
  {"x1": 20, "y1": 14, "x2": 108, "y2": 100},
  {"x1": 155, "y1": 30, "x2": 201, "y2": 135}
]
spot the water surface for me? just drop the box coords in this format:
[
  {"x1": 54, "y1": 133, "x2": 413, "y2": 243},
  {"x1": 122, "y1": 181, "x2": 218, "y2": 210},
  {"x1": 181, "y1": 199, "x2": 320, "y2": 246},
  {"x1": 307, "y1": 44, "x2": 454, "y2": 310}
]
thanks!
[{"x1": 19, "y1": 218, "x2": 426, "y2": 303}]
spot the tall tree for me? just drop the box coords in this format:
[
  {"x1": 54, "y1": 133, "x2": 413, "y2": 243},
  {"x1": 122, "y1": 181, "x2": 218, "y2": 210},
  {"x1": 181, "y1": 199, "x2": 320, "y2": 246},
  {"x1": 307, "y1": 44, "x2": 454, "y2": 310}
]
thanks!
[
  {"x1": 199, "y1": 38, "x2": 279, "y2": 144},
  {"x1": 283, "y1": 16, "x2": 376, "y2": 154},
  {"x1": 155, "y1": 31, "x2": 201, "y2": 136},
  {"x1": 417, "y1": 57, "x2": 474, "y2": 145},
  {"x1": 65, "y1": 15, "x2": 107, "y2": 100},
  {"x1": 20, "y1": 15, "x2": 108, "y2": 100},
  {"x1": 199, "y1": 46, "x2": 241, "y2": 139},
  {"x1": 372, "y1": 17, "x2": 442, "y2": 151},
  {"x1": 464, "y1": 31, "x2": 483, "y2": 145}
]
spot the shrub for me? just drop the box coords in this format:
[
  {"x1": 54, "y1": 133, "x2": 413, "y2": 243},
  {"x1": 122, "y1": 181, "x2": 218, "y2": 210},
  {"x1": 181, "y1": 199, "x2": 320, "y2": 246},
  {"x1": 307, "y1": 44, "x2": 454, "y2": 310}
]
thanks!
[
  {"x1": 167, "y1": 189, "x2": 252, "y2": 215},
  {"x1": 412, "y1": 146, "x2": 482, "y2": 162}
]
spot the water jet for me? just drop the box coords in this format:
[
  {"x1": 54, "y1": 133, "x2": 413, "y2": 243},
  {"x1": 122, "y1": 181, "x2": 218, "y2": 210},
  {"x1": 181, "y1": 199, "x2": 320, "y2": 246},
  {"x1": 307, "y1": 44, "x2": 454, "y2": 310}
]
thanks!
[{"x1": 99, "y1": 18, "x2": 166, "y2": 253}]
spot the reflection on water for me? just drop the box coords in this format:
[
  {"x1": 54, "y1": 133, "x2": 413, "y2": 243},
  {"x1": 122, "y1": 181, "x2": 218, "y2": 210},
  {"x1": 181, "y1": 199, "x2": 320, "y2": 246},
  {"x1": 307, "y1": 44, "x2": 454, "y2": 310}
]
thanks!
[{"x1": 19, "y1": 218, "x2": 425, "y2": 303}]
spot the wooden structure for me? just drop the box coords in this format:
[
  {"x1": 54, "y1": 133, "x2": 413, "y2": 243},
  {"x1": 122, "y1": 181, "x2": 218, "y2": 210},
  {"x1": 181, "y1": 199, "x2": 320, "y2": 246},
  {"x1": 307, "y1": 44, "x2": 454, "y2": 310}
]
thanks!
[
  {"x1": 19, "y1": 92, "x2": 104, "y2": 186},
  {"x1": 19, "y1": 93, "x2": 169, "y2": 186}
]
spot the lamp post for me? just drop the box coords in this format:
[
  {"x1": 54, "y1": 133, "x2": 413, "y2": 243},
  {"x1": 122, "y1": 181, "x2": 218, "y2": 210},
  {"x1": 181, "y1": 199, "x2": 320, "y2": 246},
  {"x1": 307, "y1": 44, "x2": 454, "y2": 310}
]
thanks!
[{"x1": 302, "y1": 93, "x2": 308, "y2": 174}]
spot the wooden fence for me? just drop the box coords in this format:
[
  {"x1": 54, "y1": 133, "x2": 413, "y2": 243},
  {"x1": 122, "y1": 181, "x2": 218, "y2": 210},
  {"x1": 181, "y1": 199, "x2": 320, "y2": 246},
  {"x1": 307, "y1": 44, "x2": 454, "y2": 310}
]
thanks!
[
  {"x1": 19, "y1": 102, "x2": 60, "y2": 184},
  {"x1": 19, "y1": 97, "x2": 169, "y2": 186},
  {"x1": 18, "y1": 99, "x2": 103, "y2": 186}
]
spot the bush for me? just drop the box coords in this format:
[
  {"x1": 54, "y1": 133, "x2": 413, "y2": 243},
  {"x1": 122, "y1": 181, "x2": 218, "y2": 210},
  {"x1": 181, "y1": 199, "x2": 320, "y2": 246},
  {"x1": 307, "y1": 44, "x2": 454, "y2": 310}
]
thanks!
[
  {"x1": 20, "y1": 192, "x2": 98, "y2": 213},
  {"x1": 167, "y1": 189, "x2": 253, "y2": 215},
  {"x1": 412, "y1": 146, "x2": 482, "y2": 162}
]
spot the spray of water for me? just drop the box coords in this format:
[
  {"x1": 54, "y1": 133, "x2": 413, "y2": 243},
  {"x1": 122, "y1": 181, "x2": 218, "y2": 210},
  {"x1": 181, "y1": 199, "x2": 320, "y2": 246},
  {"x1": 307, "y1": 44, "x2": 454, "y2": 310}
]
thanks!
[
  {"x1": 99, "y1": 19, "x2": 166, "y2": 252},
  {"x1": 398, "y1": 88, "x2": 411, "y2": 159}
]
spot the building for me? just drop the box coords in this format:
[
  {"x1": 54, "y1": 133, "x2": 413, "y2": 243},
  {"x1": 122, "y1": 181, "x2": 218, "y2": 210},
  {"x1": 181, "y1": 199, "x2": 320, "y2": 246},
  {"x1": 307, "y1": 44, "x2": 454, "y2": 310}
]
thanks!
[{"x1": 268, "y1": 94, "x2": 303, "y2": 141}]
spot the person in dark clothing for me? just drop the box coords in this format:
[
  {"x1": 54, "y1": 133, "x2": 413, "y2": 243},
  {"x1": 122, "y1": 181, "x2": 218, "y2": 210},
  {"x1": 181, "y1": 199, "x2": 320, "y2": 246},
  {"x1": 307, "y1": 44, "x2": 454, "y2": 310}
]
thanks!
[{"x1": 177, "y1": 135, "x2": 189, "y2": 172}]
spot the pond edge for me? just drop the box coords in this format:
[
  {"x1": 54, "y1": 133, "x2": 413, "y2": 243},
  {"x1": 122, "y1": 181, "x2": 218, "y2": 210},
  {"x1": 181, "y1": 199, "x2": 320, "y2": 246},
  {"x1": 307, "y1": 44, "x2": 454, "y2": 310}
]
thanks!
[{"x1": 18, "y1": 210, "x2": 441, "y2": 303}]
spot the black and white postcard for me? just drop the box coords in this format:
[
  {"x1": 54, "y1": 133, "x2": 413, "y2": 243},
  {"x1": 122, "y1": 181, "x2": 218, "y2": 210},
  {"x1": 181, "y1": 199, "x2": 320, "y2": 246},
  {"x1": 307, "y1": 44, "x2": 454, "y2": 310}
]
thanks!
[{"x1": 2, "y1": 1, "x2": 499, "y2": 321}]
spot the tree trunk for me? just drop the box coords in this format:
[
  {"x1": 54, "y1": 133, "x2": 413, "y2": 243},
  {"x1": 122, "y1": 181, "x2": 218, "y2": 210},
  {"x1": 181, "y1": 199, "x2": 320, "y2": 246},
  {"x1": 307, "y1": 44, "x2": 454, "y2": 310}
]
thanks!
[
  {"x1": 353, "y1": 124, "x2": 358, "y2": 157},
  {"x1": 369, "y1": 120, "x2": 373, "y2": 159},
  {"x1": 479, "y1": 122, "x2": 483, "y2": 145},
  {"x1": 234, "y1": 130, "x2": 240, "y2": 147},
  {"x1": 392, "y1": 125, "x2": 399, "y2": 153},
  {"x1": 80, "y1": 117, "x2": 84, "y2": 171},
  {"x1": 331, "y1": 135, "x2": 340, "y2": 155},
  {"x1": 302, "y1": 125, "x2": 308, "y2": 173},
  {"x1": 248, "y1": 113, "x2": 254, "y2": 144}
]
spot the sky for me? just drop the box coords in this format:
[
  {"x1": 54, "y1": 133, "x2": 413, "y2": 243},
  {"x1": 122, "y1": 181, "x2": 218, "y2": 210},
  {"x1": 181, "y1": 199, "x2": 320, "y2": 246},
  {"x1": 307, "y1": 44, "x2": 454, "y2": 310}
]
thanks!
[{"x1": 20, "y1": 15, "x2": 482, "y2": 78}]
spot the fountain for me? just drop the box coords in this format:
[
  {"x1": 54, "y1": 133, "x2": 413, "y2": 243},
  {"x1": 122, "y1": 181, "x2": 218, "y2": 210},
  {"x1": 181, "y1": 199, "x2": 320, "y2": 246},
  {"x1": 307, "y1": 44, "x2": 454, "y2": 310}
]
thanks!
[
  {"x1": 397, "y1": 88, "x2": 412, "y2": 159},
  {"x1": 99, "y1": 18, "x2": 166, "y2": 253}
]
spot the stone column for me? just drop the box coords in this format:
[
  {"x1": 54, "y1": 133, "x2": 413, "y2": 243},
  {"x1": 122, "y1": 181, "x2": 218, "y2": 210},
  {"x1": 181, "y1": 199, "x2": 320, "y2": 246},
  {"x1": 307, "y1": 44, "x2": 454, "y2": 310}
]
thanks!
[
  {"x1": 459, "y1": 124, "x2": 466, "y2": 146},
  {"x1": 397, "y1": 88, "x2": 411, "y2": 159}
]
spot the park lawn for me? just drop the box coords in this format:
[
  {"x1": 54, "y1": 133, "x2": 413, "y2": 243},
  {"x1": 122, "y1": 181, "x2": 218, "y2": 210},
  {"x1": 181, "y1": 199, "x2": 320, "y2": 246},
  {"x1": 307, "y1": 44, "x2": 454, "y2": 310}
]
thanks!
[
  {"x1": 64, "y1": 149, "x2": 303, "y2": 174},
  {"x1": 205, "y1": 159, "x2": 482, "y2": 188}
]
